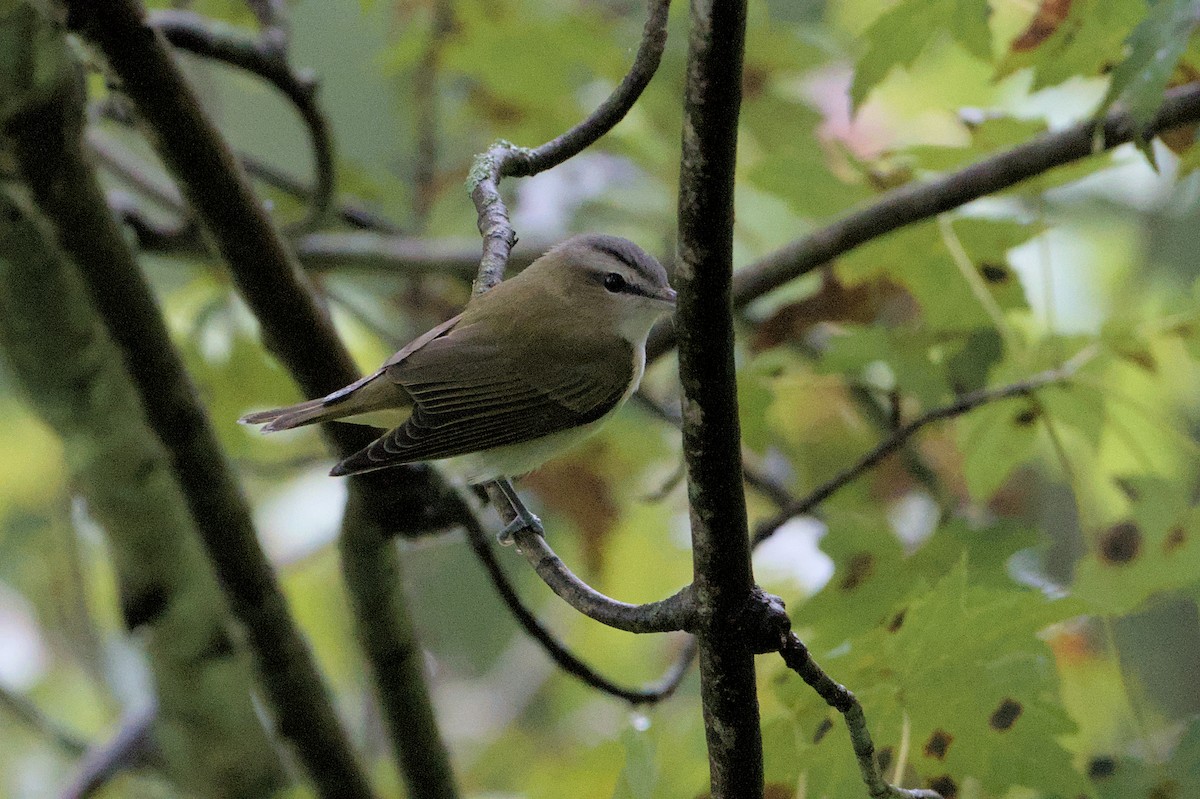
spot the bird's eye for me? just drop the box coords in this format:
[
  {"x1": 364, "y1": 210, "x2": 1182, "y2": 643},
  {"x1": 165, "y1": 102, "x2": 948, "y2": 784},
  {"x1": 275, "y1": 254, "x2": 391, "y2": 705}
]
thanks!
[{"x1": 603, "y1": 272, "x2": 627, "y2": 293}]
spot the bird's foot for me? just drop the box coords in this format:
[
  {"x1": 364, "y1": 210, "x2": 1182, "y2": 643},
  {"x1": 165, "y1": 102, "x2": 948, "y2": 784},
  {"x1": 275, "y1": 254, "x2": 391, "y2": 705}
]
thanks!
[{"x1": 497, "y1": 508, "x2": 543, "y2": 546}]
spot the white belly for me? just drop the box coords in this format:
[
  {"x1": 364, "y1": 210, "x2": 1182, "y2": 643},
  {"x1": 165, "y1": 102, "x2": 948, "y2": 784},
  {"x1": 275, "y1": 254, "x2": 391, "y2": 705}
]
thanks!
[{"x1": 439, "y1": 410, "x2": 618, "y2": 484}]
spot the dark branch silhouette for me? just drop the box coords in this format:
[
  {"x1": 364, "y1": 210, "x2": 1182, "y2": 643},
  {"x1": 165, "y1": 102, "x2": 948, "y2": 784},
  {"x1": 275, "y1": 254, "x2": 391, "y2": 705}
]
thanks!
[
  {"x1": 462, "y1": 515, "x2": 695, "y2": 703},
  {"x1": 4, "y1": 57, "x2": 327, "y2": 799},
  {"x1": 150, "y1": 9, "x2": 334, "y2": 233},
  {"x1": 62, "y1": 1, "x2": 459, "y2": 797}
]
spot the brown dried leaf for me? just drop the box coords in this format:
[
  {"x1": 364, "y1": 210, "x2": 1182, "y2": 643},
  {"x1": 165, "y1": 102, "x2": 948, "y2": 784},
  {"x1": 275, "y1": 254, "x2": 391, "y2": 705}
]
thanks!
[
  {"x1": 524, "y1": 442, "x2": 619, "y2": 574},
  {"x1": 1010, "y1": 0, "x2": 1073, "y2": 53},
  {"x1": 750, "y1": 270, "x2": 917, "y2": 352}
]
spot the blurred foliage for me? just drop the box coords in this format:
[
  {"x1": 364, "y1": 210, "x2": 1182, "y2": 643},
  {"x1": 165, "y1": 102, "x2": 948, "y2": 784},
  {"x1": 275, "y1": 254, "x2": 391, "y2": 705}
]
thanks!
[{"x1": 3, "y1": 0, "x2": 1200, "y2": 797}]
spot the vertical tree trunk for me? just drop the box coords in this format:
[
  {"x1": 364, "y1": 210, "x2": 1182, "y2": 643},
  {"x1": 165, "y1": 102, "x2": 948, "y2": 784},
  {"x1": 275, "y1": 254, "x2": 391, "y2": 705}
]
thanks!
[{"x1": 674, "y1": 0, "x2": 761, "y2": 796}]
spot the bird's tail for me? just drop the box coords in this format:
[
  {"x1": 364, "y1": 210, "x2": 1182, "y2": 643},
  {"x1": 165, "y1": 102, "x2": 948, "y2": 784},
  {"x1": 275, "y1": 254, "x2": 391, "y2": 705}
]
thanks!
[
  {"x1": 240, "y1": 397, "x2": 338, "y2": 432},
  {"x1": 240, "y1": 371, "x2": 401, "y2": 432}
]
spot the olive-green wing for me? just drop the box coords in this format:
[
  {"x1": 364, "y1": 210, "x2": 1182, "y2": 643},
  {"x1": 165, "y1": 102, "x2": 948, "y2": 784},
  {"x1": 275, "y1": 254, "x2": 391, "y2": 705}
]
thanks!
[{"x1": 331, "y1": 321, "x2": 634, "y2": 475}]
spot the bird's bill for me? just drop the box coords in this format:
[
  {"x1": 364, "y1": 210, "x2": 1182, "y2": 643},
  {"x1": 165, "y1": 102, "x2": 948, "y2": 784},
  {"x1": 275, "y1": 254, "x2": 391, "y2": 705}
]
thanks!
[{"x1": 653, "y1": 287, "x2": 678, "y2": 306}]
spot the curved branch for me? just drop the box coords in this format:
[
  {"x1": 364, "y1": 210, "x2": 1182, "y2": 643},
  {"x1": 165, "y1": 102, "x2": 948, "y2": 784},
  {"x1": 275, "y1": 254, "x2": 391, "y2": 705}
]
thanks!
[
  {"x1": 467, "y1": 0, "x2": 671, "y2": 294},
  {"x1": 0, "y1": 686, "x2": 89, "y2": 757},
  {"x1": 752, "y1": 348, "x2": 1096, "y2": 546},
  {"x1": 462, "y1": 515, "x2": 694, "y2": 703},
  {"x1": 646, "y1": 80, "x2": 1200, "y2": 362},
  {"x1": 150, "y1": 9, "x2": 334, "y2": 233},
  {"x1": 778, "y1": 634, "x2": 941, "y2": 799},
  {"x1": 510, "y1": 524, "x2": 696, "y2": 634},
  {"x1": 479, "y1": 483, "x2": 696, "y2": 634},
  {"x1": 244, "y1": 0, "x2": 289, "y2": 52}
]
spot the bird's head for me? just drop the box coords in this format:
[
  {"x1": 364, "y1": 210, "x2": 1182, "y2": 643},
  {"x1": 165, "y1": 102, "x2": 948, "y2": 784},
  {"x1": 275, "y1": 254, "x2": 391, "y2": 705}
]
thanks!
[{"x1": 531, "y1": 234, "x2": 676, "y2": 344}]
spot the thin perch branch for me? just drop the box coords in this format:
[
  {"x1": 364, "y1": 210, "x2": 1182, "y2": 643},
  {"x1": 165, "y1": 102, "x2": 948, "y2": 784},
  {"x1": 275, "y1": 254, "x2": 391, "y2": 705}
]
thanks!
[
  {"x1": 476, "y1": 488, "x2": 696, "y2": 634},
  {"x1": 752, "y1": 348, "x2": 1097, "y2": 546},
  {"x1": 462, "y1": 516, "x2": 694, "y2": 703},
  {"x1": 150, "y1": 9, "x2": 334, "y2": 232},
  {"x1": 509, "y1": 525, "x2": 696, "y2": 633},
  {"x1": 778, "y1": 634, "x2": 942, "y2": 799},
  {"x1": 467, "y1": 0, "x2": 671, "y2": 294}
]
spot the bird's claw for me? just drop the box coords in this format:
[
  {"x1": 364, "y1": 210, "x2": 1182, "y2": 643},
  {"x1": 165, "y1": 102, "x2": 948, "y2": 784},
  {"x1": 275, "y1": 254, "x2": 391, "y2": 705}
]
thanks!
[{"x1": 497, "y1": 510, "x2": 543, "y2": 546}]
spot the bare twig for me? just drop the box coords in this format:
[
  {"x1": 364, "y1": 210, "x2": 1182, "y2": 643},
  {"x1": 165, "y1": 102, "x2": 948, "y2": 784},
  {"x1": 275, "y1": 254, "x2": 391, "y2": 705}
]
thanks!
[
  {"x1": 646, "y1": 81, "x2": 1200, "y2": 362},
  {"x1": 60, "y1": 704, "x2": 157, "y2": 799},
  {"x1": 0, "y1": 686, "x2": 89, "y2": 757},
  {"x1": 412, "y1": 0, "x2": 453, "y2": 229},
  {"x1": 466, "y1": 0, "x2": 671, "y2": 294},
  {"x1": 462, "y1": 514, "x2": 694, "y2": 703},
  {"x1": 508, "y1": 524, "x2": 696, "y2": 633},
  {"x1": 150, "y1": 9, "x2": 334, "y2": 233},
  {"x1": 481, "y1": 483, "x2": 695, "y2": 633},
  {"x1": 674, "y1": 0, "x2": 762, "y2": 796},
  {"x1": 244, "y1": 0, "x2": 289, "y2": 51},
  {"x1": 753, "y1": 348, "x2": 1097, "y2": 546},
  {"x1": 778, "y1": 634, "x2": 942, "y2": 799},
  {"x1": 241, "y1": 155, "x2": 404, "y2": 234},
  {"x1": 296, "y1": 231, "x2": 549, "y2": 277}
]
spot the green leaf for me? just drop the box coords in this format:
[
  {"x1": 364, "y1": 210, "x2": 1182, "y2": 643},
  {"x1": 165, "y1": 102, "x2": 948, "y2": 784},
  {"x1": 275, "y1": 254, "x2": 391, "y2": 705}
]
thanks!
[
  {"x1": 851, "y1": 0, "x2": 992, "y2": 107},
  {"x1": 742, "y1": 93, "x2": 871, "y2": 218},
  {"x1": 1101, "y1": 0, "x2": 1200, "y2": 128},
  {"x1": 1089, "y1": 716, "x2": 1200, "y2": 798},
  {"x1": 779, "y1": 562, "x2": 1083, "y2": 798},
  {"x1": 836, "y1": 218, "x2": 1031, "y2": 335},
  {"x1": 958, "y1": 389, "x2": 1041, "y2": 500},
  {"x1": 903, "y1": 116, "x2": 1048, "y2": 172},
  {"x1": 996, "y1": 0, "x2": 1144, "y2": 90},
  {"x1": 1073, "y1": 478, "x2": 1200, "y2": 614},
  {"x1": 817, "y1": 325, "x2": 953, "y2": 408}
]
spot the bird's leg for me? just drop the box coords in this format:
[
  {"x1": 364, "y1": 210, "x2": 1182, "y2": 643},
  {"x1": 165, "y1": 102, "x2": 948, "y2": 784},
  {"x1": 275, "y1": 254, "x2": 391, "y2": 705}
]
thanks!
[{"x1": 493, "y1": 478, "x2": 543, "y2": 545}]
